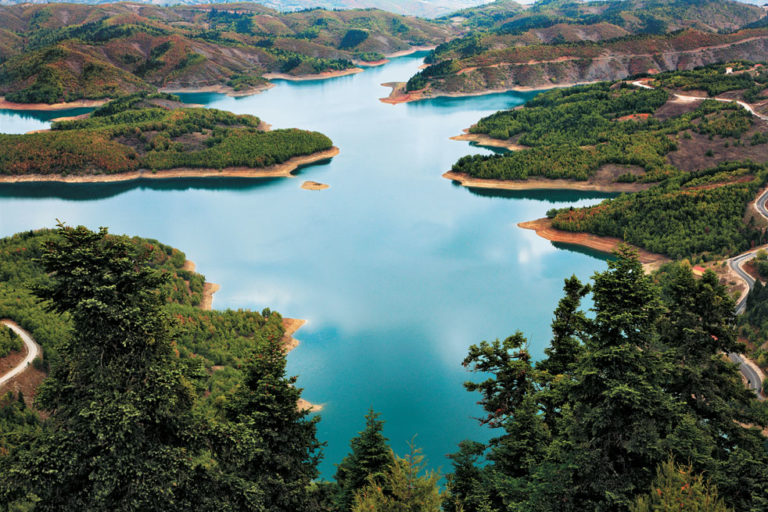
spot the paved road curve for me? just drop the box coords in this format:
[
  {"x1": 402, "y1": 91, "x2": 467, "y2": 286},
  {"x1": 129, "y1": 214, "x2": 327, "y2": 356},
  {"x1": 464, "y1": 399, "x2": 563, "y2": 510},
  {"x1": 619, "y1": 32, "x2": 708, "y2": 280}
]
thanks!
[
  {"x1": 0, "y1": 320, "x2": 40, "y2": 390},
  {"x1": 726, "y1": 188, "x2": 768, "y2": 400},
  {"x1": 636, "y1": 77, "x2": 768, "y2": 399}
]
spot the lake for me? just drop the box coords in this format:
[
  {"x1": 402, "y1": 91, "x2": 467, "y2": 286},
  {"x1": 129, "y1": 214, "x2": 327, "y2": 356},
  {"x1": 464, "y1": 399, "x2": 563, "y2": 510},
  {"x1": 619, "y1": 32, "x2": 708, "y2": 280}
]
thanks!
[{"x1": 0, "y1": 53, "x2": 613, "y2": 478}]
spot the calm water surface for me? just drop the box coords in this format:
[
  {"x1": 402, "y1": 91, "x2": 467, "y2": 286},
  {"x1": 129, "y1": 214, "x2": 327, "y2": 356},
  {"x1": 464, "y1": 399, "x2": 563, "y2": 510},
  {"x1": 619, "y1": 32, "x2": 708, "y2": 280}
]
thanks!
[{"x1": 0, "y1": 54, "x2": 613, "y2": 477}]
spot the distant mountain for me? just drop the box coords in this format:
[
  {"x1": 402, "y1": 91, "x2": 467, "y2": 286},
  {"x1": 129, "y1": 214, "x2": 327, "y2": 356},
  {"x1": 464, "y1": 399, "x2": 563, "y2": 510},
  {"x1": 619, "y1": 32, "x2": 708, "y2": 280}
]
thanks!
[
  {"x1": 396, "y1": 0, "x2": 768, "y2": 99},
  {"x1": 0, "y1": 3, "x2": 457, "y2": 103},
  {"x1": 0, "y1": 0, "x2": 494, "y2": 18}
]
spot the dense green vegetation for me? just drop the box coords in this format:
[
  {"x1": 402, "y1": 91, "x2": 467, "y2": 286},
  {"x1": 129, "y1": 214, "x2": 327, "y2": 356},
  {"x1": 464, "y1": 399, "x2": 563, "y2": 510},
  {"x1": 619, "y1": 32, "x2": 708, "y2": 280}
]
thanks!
[
  {"x1": 740, "y1": 269, "x2": 768, "y2": 383},
  {"x1": 0, "y1": 392, "x2": 41, "y2": 459},
  {"x1": 451, "y1": 81, "x2": 760, "y2": 183},
  {"x1": 449, "y1": 65, "x2": 768, "y2": 260},
  {"x1": 0, "y1": 3, "x2": 454, "y2": 103},
  {"x1": 652, "y1": 62, "x2": 768, "y2": 102},
  {"x1": 0, "y1": 225, "x2": 323, "y2": 511},
  {"x1": 630, "y1": 458, "x2": 732, "y2": 512},
  {"x1": 0, "y1": 325, "x2": 21, "y2": 358},
  {"x1": 548, "y1": 162, "x2": 767, "y2": 259},
  {"x1": 0, "y1": 227, "x2": 285, "y2": 414},
  {"x1": 442, "y1": 252, "x2": 768, "y2": 511},
  {"x1": 0, "y1": 95, "x2": 333, "y2": 177},
  {"x1": 2, "y1": 234, "x2": 765, "y2": 509}
]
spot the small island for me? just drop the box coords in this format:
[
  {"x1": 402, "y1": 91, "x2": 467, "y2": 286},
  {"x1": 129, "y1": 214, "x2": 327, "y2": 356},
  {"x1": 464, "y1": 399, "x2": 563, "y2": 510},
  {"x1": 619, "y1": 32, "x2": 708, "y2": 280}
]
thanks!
[
  {"x1": 301, "y1": 181, "x2": 330, "y2": 191},
  {"x1": 0, "y1": 93, "x2": 338, "y2": 183}
]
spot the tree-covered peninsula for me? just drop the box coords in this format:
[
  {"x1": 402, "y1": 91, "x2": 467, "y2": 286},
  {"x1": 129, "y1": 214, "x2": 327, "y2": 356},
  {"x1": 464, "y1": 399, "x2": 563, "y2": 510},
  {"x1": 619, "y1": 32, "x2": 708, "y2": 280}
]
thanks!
[
  {"x1": 448, "y1": 63, "x2": 768, "y2": 261},
  {"x1": 0, "y1": 93, "x2": 336, "y2": 181}
]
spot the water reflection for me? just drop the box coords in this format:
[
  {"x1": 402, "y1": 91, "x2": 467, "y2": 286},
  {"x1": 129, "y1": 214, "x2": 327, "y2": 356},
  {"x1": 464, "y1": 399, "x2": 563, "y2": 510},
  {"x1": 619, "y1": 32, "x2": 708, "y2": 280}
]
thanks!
[
  {"x1": 0, "y1": 160, "x2": 333, "y2": 201},
  {"x1": 0, "y1": 53, "x2": 613, "y2": 478},
  {"x1": 466, "y1": 186, "x2": 617, "y2": 203}
]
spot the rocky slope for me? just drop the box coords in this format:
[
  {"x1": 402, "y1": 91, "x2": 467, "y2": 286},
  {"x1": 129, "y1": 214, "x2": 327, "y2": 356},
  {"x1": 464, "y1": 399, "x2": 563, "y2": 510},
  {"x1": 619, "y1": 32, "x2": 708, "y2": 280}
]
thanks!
[{"x1": 405, "y1": 28, "x2": 768, "y2": 98}]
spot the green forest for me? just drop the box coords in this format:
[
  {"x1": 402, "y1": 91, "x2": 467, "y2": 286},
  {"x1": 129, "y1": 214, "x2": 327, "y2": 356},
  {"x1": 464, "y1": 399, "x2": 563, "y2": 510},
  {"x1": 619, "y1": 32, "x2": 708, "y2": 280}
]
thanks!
[
  {"x1": 0, "y1": 94, "x2": 333, "y2": 177},
  {"x1": 547, "y1": 162, "x2": 768, "y2": 259},
  {"x1": 0, "y1": 229, "x2": 766, "y2": 511},
  {"x1": 449, "y1": 65, "x2": 768, "y2": 260},
  {"x1": 0, "y1": 325, "x2": 21, "y2": 358},
  {"x1": 451, "y1": 79, "x2": 759, "y2": 183}
]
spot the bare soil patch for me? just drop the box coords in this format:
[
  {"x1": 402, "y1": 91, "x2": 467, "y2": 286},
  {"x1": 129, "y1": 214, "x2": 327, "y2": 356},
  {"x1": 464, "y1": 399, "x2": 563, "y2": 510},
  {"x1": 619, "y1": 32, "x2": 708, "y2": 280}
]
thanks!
[
  {"x1": 1, "y1": 367, "x2": 47, "y2": 409},
  {"x1": 0, "y1": 346, "x2": 26, "y2": 378},
  {"x1": 667, "y1": 128, "x2": 768, "y2": 172},
  {"x1": 653, "y1": 96, "x2": 704, "y2": 120}
]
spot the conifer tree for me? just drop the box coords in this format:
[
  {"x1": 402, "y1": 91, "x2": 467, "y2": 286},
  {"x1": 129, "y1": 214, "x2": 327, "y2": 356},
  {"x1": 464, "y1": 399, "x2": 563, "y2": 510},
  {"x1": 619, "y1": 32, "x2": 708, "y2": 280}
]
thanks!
[
  {"x1": 1, "y1": 225, "x2": 204, "y2": 511},
  {"x1": 334, "y1": 408, "x2": 391, "y2": 511},
  {"x1": 221, "y1": 331, "x2": 323, "y2": 512},
  {"x1": 351, "y1": 443, "x2": 443, "y2": 512},
  {"x1": 630, "y1": 458, "x2": 732, "y2": 512}
]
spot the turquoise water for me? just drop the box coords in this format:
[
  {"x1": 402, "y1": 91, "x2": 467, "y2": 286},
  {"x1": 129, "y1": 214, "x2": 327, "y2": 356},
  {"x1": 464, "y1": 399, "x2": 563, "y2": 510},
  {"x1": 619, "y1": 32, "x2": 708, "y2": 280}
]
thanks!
[{"x1": 0, "y1": 54, "x2": 613, "y2": 478}]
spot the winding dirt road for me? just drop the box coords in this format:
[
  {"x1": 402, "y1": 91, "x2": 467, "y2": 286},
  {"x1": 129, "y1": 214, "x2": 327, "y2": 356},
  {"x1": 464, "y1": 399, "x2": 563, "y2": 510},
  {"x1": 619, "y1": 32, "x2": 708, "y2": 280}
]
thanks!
[{"x1": 0, "y1": 320, "x2": 40, "y2": 390}]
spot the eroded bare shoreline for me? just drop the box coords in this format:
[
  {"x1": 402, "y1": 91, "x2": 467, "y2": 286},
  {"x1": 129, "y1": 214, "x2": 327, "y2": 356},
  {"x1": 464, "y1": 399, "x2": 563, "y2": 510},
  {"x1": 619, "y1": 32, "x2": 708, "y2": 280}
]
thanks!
[
  {"x1": 0, "y1": 147, "x2": 340, "y2": 184},
  {"x1": 443, "y1": 171, "x2": 649, "y2": 193},
  {"x1": 263, "y1": 68, "x2": 364, "y2": 81},
  {"x1": 450, "y1": 130, "x2": 527, "y2": 151},
  {"x1": 381, "y1": 80, "x2": 601, "y2": 105},
  {"x1": 519, "y1": 218, "x2": 670, "y2": 270}
]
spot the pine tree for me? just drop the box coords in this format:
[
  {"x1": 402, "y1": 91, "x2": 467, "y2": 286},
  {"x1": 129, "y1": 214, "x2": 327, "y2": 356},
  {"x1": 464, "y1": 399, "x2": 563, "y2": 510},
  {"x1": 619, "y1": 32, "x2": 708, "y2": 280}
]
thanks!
[
  {"x1": 559, "y1": 246, "x2": 681, "y2": 510},
  {"x1": 630, "y1": 458, "x2": 732, "y2": 512},
  {"x1": 221, "y1": 331, "x2": 323, "y2": 512},
  {"x1": 352, "y1": 442, "x2": 443, "y2": 512},
  {"x1": 2, "y1": 225, "x2": 204, "y2": 511},
  {"x1": 334, "y1": 408, "x2": 392, "y2": 511},
  {"x1": 444, "y1": 440, "x2": 488, "y2": 512}
]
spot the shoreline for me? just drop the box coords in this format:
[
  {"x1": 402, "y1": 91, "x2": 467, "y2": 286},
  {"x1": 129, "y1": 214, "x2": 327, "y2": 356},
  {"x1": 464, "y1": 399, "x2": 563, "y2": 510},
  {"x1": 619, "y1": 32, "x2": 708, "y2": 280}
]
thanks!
[
  {"x1": 263, "y1": 67, "x2": 364, "y2": 81},
  {"x1": 190, "y1": 258, "x2": 322, "y2": 412},
  {"x1": 0, "y1": 147, "x2": 340, "y2": 184},
  {"x1": 443, "y1": 171, "x2": 650, "y2": 193},
  {"x1": 380, "y1": 80, "x2": 600, "y2": 105},
  {"x1": 519, "y1": 218, "x2": 670, "y2": 270},
  {"x1": 450, "y1": 130, "x2": 527, "y2": 151},
  {"x1": 281, "y1": 318, "x2": 323, "y2": 413},
  {"x1": 354, "y1": 46, "x2": 437, "y2": 68},
  {"x1": 0, "y1": 97, "x2": 108, "y2": 111},
  {"x1": 160, "y1": 82, "x2": 276, "y2": 97}
]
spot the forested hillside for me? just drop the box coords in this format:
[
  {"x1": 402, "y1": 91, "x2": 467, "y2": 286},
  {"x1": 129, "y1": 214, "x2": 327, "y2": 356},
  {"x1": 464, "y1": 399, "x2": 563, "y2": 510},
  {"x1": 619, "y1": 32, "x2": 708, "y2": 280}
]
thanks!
[
  {"x1": 0, "y1": 2, "x2": 456, "y2": 103},
  {"x1": 400, "y1": 0, "x2": 768, "y2": 98},
  {"x1": 1, "y1": 230, "x2": 765, "y2": 510},
  {"x1": 0, "y1": 93, "x2": 334, "y2": 178},
  {"x1": 443, "y1": 252, "x2": 768, "y2": 511},
  {"x1": 448, "y1": 64, "x2": 768, "y2": 260}
]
